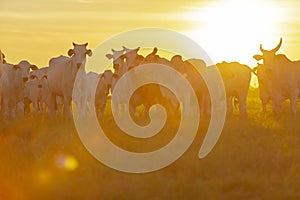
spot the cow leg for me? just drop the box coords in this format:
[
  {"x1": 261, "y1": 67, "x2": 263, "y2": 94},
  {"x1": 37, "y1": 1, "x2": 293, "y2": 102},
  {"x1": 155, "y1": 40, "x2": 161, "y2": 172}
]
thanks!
[
  {"x1": 32, "y1": 100, "x2": 38, "y2": 116},
  {"x1": 56, "y1": 96, "x2": 63, "y2": 115},
  {"x1": 238, "y1": 94, "x2": 247, "y2": 118},
  {"x1": 261, "y1": 98, "x2": 268, "y2": 113},
  {"x1": 48, "y1": 93, "x2": 57, "y2": 117},
  {"x1": 24, "y1": 98, "x2": 31, "y2": 115},
  {"x1": 89, "y1": 93, "x2": 96, "y2": 117},
  {"x1": 2, "y1": 98, "x2": 9, "y2": 117},
  {"x1": 81, "y1": 93, "x2": 87, "y2": 118},
  {"x1": 290, "y1": 93, "x2": 298, "y2": 115},
  {"x1": 129, "y1": 101, "x2": 136, "y2": 118},
  {"x1": 10, "y1": 104, "x2": 16, "y2": 118},
  {"x1": 272, "y1": 98, "x2": 282, "y2": 115},
  {"x1": 227, "y1": 96, "x2": 233, "y2": 116},
  {"x1": 63, "y1": 96, "x2": 72, "y2": 119},
  {"x1": 16, "y1": 101, "x2": 24, "y2": 117},
  {"x1": 99, "y1": 104, "x2": 105, "y2": 118},
  {"x1": 40, "y1": 101, "x2": 45, "y2": 115}
]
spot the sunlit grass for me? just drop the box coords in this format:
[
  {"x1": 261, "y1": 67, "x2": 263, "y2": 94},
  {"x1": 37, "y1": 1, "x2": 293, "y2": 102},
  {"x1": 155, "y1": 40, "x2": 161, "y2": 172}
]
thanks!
[{"x1": 1, "y1": 88, "x2": 300, "y2": 199}]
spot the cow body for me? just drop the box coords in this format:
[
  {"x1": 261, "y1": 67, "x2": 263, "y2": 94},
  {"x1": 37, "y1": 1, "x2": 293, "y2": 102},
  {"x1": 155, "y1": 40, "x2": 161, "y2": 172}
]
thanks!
[
  {"x1": 216, "y1": 61, "x2": 252, "y2": 117},
  {"x1": 1, "y1": 60, "x2": 37, "y2": 117},
  {"x1": 47, "y1": 43, "x2": 92, "y2": 118},
  {"x1": 86, "y1": 70, "x2": 113, "y2": 117},
  {"x1": 24, "y1": 67, "x2": 50, "y2": 115}
]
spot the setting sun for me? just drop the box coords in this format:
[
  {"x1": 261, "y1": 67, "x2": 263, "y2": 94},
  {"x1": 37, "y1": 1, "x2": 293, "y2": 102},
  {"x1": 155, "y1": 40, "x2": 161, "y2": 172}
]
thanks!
[{"x1": 183, "y1": 0, "x2": 288, "y2": 66}]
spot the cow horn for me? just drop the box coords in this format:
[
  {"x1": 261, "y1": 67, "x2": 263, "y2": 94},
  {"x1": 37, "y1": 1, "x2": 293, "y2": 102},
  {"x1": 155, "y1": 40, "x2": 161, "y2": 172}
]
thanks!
[
  {"x1": 84, "y1": 42, "x2": 88, "y2": 46},
  {"x1": 151, "y1": 47, "x2": 158, "y2": 55},
  {"x1": 72, "y1": 42, "x2": 76, "y2": 46},
  {"x1": 111, "y1": 49, "x2": 116, "y2": 53},
  {"x1": 260, "y1": 44, "x2": 265, "y2": 53},
  {"x1": 271, "y1": 37, "x2": 282, "y2": 53}
]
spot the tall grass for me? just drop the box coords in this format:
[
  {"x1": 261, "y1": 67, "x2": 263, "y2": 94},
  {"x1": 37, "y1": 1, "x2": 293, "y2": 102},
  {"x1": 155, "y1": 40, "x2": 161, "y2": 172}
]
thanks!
[{"x1": 1, "y1": 87, "x2": 300, "y2": 199}]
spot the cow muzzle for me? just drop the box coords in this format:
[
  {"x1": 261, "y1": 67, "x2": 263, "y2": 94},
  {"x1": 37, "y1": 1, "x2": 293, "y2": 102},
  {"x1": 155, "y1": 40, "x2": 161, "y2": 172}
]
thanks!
[{"x1": 76, "y1": 63, "x2": 82, "y2": 68}]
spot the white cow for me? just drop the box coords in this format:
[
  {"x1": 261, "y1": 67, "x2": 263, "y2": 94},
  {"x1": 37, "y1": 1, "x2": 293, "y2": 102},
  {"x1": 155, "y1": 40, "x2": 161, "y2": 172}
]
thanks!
[
  {"x1": 95, "y1": 70, "x2": 113, "y2": 117},
  {"x1": 253, "y1": 38, "x2": 300, "y2": 114},
  {"x1": 73, "y1": 66, "x2": 88, "y2": 118},
  {"x1": 252, "y1": 63, "x2": 273, "y2": 112},
  {"x1": 86, "y1": 70, "x2": 113, "y2": 117},
  {"x1": 1, "y1": 60, "x2": 37, "y2": 117},
  {"x1": 86, "y1": 71, "x2": 99, "y2": 116},
  {"x1": 24, "y1": 67, "x2": 50, "y2": 115},
  {"x1": 216, "y1": 61, "x2": 252, "y2": 117},
  {"x1": 106, "y1": 48, "x2": 127, "y2": 116},
  {"x1": 47, "y1": 42, "x2": 92, "y2": 118}
]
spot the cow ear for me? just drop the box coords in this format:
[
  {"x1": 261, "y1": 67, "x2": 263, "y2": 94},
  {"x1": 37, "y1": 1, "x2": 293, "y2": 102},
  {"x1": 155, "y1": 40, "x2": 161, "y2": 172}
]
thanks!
[
  {"x1": 86, "y1": 49, "x2": 92, "y2": 57},
  {"x1": 43, "y1": 75, "x2": 48, "y2": 79},
  {"x1": 30, "y1": 65, "x2": 38, "y2": 70},
  {"x1": 253, "y1": 55, "x2": 263, "y2": 61},
  {"x1": 68, "y1": 49, "x2": 74, "y2": 56},
  {"x1": 106, "y1": 53, "x2": 113, "y2": 59},
  {"x1": 13, "y1": 65, "x2": 20, "y2": 70}
]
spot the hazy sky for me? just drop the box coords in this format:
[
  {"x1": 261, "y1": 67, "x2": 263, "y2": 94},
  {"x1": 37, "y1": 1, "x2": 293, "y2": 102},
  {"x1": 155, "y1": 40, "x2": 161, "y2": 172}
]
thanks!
[{"x1": 1, "y1": 0, "x2": 300, "y2": 69}]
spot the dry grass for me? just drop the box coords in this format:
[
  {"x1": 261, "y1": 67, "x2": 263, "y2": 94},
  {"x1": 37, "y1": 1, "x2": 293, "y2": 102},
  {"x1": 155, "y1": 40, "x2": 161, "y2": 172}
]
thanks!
[{"x1": 1, "y1": 87, "x2": 300, "y2": 199}]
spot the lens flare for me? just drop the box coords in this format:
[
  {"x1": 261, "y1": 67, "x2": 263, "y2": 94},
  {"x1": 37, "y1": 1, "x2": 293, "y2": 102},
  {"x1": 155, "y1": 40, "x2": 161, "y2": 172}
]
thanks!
[{"x1": 56, "y1": 154, "x2": 78, "y2": 171}]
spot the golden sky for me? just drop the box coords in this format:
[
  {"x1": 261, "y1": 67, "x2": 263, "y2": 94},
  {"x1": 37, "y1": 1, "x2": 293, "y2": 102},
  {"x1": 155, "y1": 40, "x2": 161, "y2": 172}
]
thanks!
[{"x1": 1, "y1": 0, "x2": 300, "y2": 69}]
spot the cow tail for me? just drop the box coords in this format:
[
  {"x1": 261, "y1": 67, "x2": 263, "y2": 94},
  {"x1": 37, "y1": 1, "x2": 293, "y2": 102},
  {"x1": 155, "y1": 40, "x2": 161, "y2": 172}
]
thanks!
[{"x1": 54, "y1": 100, "x2": 57, "y2": 111}]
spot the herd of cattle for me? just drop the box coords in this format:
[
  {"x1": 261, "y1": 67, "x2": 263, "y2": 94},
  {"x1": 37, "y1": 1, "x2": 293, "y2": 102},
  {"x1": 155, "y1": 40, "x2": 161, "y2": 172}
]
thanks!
[{"x1": 0, "y1": 37, "x2": 299, "y2": 120}]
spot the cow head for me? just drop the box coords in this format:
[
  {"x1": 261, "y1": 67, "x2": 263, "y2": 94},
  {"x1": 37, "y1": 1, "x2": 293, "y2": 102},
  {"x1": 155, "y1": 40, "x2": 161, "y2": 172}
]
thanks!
[
  {"x1": 253, "y1": 63, "x2": 271, "y2": 84},
  {"x1": 29, "y1": 68, "x2": 48, "y2": 89},
  {"x1": 14, "y1": 60, "x2": 38, "y2": 83},
  {"x1": 253, "y1": 38, "x2": 282, "y2": 71},
  {"x1": 100, "y1": 70, "x2": 113, "y2": 90},
  {"x1": 122, "y1": 46, "x2": 141, "y2": 69},
  {"x1": 171, "y1": 55, "x2": 185, "y2": 72},
  {"x1": 143, "y1": 47, "x2": 158, "y2": 64},
  {"x1": 106, "y1": 48, "x2": 126, "y2": 80},
  {"x1": 68, "y1": 42, "x2": 93, "y2": 69},
  {"x1": 253, "y1": 63, "x2": 273, "y2": 101}
]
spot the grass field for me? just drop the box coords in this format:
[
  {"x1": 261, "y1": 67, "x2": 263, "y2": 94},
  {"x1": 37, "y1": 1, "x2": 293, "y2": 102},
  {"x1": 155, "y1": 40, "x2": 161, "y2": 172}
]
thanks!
[{"x1": 1, "y1": 87, "x2": 300, "y2": 200}]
